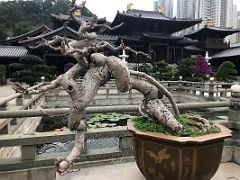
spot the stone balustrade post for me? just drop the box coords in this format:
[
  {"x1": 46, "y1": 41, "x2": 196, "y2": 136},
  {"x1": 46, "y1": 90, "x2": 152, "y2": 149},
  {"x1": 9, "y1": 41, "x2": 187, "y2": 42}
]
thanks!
[
  {"x1": 0, "y1": 102, "x2": 8, "y2": 111},
  {"x1": 0, "y1": 125, "x2": 8, "y2": 134},
  {"x1": 16, "y1": 95, "x2": 23, "y2": 106},
  {"x1": 208, "y1": 77, "x2": 214, "y2": 101},
  {"x1": 178, "y1": 76, "x2": 183, "y2": 92},
  {"x1": 21, "y1": 145, "x2": 36, "y2": 161},
  {"x1": 129, "y1": 89, "x2": 133, "y2": 105},
  {"x1": 228, "y1": 85, "x2": 240, "y2": 129},
  {"x1": 106, "y1": 89, "x2": 109, "y2": 99},
  {"x1": 81, "y1": 139, "x2": 87, "y2": 154},
  {"x1": 192, "y1": 83, "x2": 196, "y2": 95},
  {"x1": 119, "y1": 134, "x2": 133, "y2": 156},
  {"x1": 24, "y1": 94, "x2": 32, "y2": 99},
  {"x1": 10, "y1": 118, "x2": 17, "y2": 125}
]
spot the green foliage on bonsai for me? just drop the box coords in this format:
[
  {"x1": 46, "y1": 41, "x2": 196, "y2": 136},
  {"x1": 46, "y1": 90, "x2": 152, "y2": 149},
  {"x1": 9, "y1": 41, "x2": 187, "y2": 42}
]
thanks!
[
  {"x1": 216, "y1": 61, "x2": 238, "y2": 82},
  {"x1": 132, "y1": 115, "x2": 220, "y2": 137},
  {"x1": 10, "y1": 55, "x2": 57, "y2": 86}
]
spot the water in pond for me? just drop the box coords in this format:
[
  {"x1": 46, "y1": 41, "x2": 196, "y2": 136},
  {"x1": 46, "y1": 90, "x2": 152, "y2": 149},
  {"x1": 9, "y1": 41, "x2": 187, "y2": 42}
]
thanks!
[
  {"x1": 36, "y1": 104, "x2": 226, "y2": 154},
  {"x1": 36, "y1": 113, "x2": 131, "y2": 155}
]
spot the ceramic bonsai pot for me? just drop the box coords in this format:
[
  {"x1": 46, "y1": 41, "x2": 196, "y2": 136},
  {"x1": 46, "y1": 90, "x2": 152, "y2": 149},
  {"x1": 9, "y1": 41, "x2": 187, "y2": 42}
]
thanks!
[{"x1": 127, "y1": 120, "x2": 232, "y2": 180}]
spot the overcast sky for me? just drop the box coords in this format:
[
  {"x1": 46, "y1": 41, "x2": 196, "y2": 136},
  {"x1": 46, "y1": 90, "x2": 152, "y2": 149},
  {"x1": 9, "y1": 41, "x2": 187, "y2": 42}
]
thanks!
[
  {"x1": 0, "y1": 0, "x2": 239, "y2": 22},
  {"x1": 78, "y1": 0, "x2": 240, "y2": 22}
]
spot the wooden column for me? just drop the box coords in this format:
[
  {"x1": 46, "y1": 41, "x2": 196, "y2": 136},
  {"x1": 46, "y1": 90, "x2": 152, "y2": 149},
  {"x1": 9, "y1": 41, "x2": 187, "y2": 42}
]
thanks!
[{"x1": 167, "y1": 45, "x2": 169, "y2": 63}]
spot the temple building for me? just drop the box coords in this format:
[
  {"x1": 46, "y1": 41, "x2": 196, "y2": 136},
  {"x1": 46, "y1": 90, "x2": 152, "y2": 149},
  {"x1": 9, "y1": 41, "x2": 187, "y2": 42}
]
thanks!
[
  {"x1": 106, "y1": 9, "x2": 202, "y2": 63},
  {"x1": 184, "y1": 25, "x2": 240, "y2": 56},
  {"x1": 3, "y1": 8, "x2": 202, "y2": 69}
]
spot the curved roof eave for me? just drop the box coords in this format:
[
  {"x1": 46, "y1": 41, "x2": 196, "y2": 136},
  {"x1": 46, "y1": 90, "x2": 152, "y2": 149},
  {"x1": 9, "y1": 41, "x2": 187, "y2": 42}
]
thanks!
[
  {"x1": 212, "y1": 47, "x2": 240, "y2": 59},
  {"x1": 108, "y1": 11, "x2": 201, "y2": 35},
  {"x1": 20, "y1": 26, "x2": 80, "y2": 44},
  {"x1": 185, "y1": 26, "x2": 240, "y2": 39},
  {"x1": 5, "y1": 25, "x2": 52, "y2": 43},
  {"x1": 115, "y1": 11, "x2": 202, "y2": 23}
]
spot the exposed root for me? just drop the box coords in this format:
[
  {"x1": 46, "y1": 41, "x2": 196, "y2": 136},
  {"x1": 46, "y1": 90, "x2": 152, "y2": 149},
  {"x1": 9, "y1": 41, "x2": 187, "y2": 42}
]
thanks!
[
  {"x1": 140, "y1": 99, "x2": 183, "y2": 131},
  {"x1": 185, "y1": 114, "x2": 211, "y2": 131}
]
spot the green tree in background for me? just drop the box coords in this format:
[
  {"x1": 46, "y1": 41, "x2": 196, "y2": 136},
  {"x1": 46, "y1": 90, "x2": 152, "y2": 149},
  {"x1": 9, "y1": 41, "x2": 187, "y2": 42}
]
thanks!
[
  {"x1": 0, "y1": 0, "x2": 94, "y2": 42},
  {"x1": 177, "y1": 58, "x2": 202, "y2": 81},
  {"x1": 9, "y1": 55, "x2": 56, "y2": 86},
  {"x1": 138, "y1": 61, "x2": 178, "y2": 80},
  {"x1": 216, "y1": 61, "x2": 238, "y2": 82}
]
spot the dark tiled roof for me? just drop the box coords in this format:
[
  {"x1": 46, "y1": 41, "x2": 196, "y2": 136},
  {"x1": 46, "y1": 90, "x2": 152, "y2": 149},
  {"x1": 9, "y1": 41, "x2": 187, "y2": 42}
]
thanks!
[
  {"x1": 230, "y1": 42, "x2": 240, "y2": 48},
  {"x1": 21, "y1": 26, "x2": 80, "y2": 44},
  {"x1": 184, "y1": 45, "x2": 205, "y2": 52},
  {"x1": 97, "y1": 35, "x2": 118, "y2": 42},
  {"x1": 185, "y1": 26, "x2": 240, "y2": 39},
  {"x1": 176, "y1": 38, "x2": 198, "y2": 46},
  {"x1": 0, "y1": 46, "x2": 28, "y2": 58},
  {"x1": 119, "y1": 35, "x2": 142, "y2": 42},
  {"x1": 142, "y1": 32, "x2": 183, "y2": 40},
  {"x1": 108, "y1": 10, "x2": 202, "y2": 35},
  {"x1": 5, "y1": 25, "x2": 52, "y2": 43},
  {"x1": 122, "y1": 9, "x2": 202, "y2": 22},
  {"x1": 212, "y1": 47, "x2": 240, "y2": 59},
  {"x1": 96, "y1": 35, "x2": 118, "y2": 46},
  {"x1": 51, "y1": 13, "x2": 106, "y2": 23}
]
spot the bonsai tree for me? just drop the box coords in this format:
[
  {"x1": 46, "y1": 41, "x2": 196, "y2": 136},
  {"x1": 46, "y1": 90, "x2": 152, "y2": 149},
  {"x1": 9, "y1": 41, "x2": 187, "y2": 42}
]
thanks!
[
  {"x1": 12, "y1": 1, "x2": 217, "y2": 175},
  {"x1": 139, "y1": 61, "x2": 178, "y2": 80},
  {"x1": 215, "y1": 61, "x2": 238, "y2": 82},
  {"x1": 10, "y1": 55, "x2": 56, "y2": 86},
  {"x1": 0, "y1": 64, "x2": 6, "y2": 86},
  {"x1": 177, "y1": 58, "x2": 197, "y2": 81}
]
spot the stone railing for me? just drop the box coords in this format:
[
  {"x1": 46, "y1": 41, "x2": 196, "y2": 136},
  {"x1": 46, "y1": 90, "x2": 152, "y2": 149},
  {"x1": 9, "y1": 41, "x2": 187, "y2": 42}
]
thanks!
[
  {"x1": 0, "y1": 81, "x2": 239, "y2": 179},
  {"x1": 0, "y1": 98, "x2": 239, "y2": 178},
  {"x1": 45, "y1": 80, "x2": 233, "y2": 107},
  {"x1": 0, "y1": 126, "x2": 132, "y2": 172},
  {"x1": 0, "y1": 83, "x2": 44, "y2": 110},
  {"x1": 0, "y1": 83, "x2": 45, "y2": 135},
  {"x1": 76, "y1": 79, "x2": 234, "y2": 99}
]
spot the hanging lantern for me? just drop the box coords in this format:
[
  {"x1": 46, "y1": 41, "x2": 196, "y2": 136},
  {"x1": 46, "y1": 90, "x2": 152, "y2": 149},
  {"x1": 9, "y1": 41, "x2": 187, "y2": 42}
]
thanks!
[
  {"x1": 74, "y1": 9, "x2": 81, "y2": 17},
  {"x1": 127, "y1": 3, "x2": 133, "y2": 11}
]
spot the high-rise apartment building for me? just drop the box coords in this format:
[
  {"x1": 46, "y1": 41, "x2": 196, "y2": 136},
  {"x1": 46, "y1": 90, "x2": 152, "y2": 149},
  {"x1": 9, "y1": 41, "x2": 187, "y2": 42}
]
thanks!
[
  {"x1": 230, "y1": 5, "x2": 238, "y2": 43},
  {"x1": 236, "y1": 12, "x2": 240, "y2": 43},
  {"x1": 177, "y1": 0, "x2": 238, "y2": 43},
  {"x1": 177, "y1": 0, "x2": 236, "y2": 28},
  {"x1": 153, "y1": 0, "x2": 174, "y2": 17}
]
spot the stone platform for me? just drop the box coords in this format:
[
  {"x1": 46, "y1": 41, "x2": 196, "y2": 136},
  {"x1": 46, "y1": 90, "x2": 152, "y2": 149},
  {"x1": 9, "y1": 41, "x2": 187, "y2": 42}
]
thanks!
[{"x1": 56, "y1": 162, "x2": 240, "y2": 180}]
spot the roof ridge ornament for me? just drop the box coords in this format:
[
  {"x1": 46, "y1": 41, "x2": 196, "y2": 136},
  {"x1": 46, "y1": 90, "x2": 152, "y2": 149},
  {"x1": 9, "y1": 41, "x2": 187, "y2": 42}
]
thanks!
[
  {"x1": 127, "y1": 3, "x2": 133, "y2": 11},
  {"x1": 207, "y1": 17, "x2": 213, "y2": 27},
  {"x1": 158, "y1": 6, "x2": 165, "y2": 14}
]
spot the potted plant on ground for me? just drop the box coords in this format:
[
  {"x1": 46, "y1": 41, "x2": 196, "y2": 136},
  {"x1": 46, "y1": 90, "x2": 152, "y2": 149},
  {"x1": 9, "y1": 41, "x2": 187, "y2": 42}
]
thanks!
[
  {"x1": 128, "y1": 115, "x2": 231, "y2": 180},
  {"x1": 12, "y1": 1, "x2": 232, "y2": 178}
]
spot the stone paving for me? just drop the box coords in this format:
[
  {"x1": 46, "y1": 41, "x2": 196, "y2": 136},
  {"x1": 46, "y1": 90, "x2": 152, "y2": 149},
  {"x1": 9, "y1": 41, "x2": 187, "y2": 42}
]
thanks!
[
  {"x1": 0, "y1": 83, "x2": 15, "y2": 97},
  {"x1": 56, "y1": 162, "x2": 240, "y2": 180}
]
